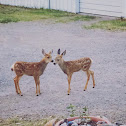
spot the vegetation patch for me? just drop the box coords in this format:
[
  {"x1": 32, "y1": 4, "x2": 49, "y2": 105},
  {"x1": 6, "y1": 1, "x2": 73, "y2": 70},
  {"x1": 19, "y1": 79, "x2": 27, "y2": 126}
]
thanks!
[
  {"x1": 0, "y1": 16, "x2": 19, "y2": 23},
  {"x1": 0, "y1": 5, "x2": 96, "y2": 23},
  {"x1": 84, "y1": 19, "x2": 126, "y2": 31},
  {"x1": 71, "y1": 15, "x2": 96, "y2": 21},
  {"x1": 0, "y1": 117, "x2": 52, "y2": 126}
]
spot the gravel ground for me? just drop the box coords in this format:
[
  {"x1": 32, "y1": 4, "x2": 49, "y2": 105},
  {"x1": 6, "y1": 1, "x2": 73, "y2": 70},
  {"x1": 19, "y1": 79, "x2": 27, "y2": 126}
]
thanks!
[{"x1": 0, "y1": 20, "x2": 126, "y2": 124}]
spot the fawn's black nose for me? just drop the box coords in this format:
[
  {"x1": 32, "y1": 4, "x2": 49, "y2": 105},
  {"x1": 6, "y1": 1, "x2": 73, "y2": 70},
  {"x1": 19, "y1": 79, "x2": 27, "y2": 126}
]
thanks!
[
  {"x1": 51, "y1": 60, "x2": 54, "y2": 62},
  {"x1": 54, "y1": 63, "x2": 56, "y2": 65}
]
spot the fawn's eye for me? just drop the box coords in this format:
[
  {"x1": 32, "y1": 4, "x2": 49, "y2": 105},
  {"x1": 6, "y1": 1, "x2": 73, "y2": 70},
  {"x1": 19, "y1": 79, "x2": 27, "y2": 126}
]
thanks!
[
  {"x1": 47, "y1": 57, "x2": 49, "y2": 59},
  {"x1": 57, "y1": 59, "x2": 59, "y2": 61}
]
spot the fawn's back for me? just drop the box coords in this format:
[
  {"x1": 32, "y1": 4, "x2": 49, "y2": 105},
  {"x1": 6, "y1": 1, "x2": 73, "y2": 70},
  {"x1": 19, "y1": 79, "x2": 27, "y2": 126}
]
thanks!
[
  {"x1": 13, "y1": 60, "x2": 47, "y2": 76},
  {"x1": 60, "y1": 58, "x2": 92, "y2": 75},
  {"x1": 66, "y1": 57, "x2": 91, "y2": 71}
]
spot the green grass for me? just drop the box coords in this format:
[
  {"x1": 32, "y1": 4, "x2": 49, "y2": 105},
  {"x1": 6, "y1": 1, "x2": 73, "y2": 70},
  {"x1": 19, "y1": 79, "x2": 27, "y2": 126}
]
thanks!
[
  {"x1": 1, "y1": 5, "x2": 125, "y2": 31},
  {"x1": 0, "y1": 117, "x2": 52, "y2": 126},
  {"x1": 71, "y1": 15, "x2": 96, "y2": 21},
  {"x1": 84, "y1": 19, "x2": 126, "y2": 31},
  {"x1": 0, "y1": 5, "x2": 96, "y2": 23}
]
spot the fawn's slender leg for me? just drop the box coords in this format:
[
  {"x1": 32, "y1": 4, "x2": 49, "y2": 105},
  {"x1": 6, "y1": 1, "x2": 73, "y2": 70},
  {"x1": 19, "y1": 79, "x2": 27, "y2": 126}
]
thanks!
[
  {"x1": 14, "y1": 76, "x2": 18, "y2": 94},
  {"x1": 38, "y1": 77, "x2": 41, "y2": 94},
  {"x1": 16, "y1": 75, "x2": 23, "y2": 96},
  {"x1": 84, "y1": 70, "x2": 90, "y2": 91},
  {"x1": 34, "y1": 76, "x2": 39, "y2": 96},
  {"x1": 67, "y1": 74, "x2": 72, "y2": 95},
  {"x1": 89, "y1": 70, "x2": 95, "y2": 88}
]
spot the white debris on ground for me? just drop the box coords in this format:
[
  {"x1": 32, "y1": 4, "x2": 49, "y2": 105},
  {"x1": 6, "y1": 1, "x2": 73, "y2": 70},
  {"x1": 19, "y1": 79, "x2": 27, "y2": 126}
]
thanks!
[{"x1": 59, "y1": 119, "x2": 126, "y2": 126}]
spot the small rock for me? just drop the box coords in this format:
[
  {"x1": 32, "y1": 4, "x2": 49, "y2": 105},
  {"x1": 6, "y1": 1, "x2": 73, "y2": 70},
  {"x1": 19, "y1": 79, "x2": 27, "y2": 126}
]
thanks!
[
  {"x1": 71, "y1": 122, "x2": 78, "y2": 126},
  {"x1": 81, "y1": 118, "x2": 86, "y2": 122},
  {"x1": 74, "y1": 119, "x2": 82, "y2": 124},
  {"x1": 67, "y1": 121, "x2": 74, "y2": 126},
  {"x1": 64, "y1": 119, "x2": 68, "y2": 123},
  {"x1": 16, "y1": 123, "x2": 21, "y2": 125},
  {"x1": 85, "y1": 124, "x2": 91, "y2": 126},
  {"x1": 115, "y1": 122, "x2": 123, "y2": 126},
  {"x1": 85, "y1": 118, "x2": 91, "y2": 123},
  {"x1": 97, "y1": 124, "x2": 111, "y2": 126},
  {"x1": 97, "y1": 121, "x2": 107, "y2": 125},
  {"x1": 60, "y1": 122, "x2": 67, "y2": 126}
]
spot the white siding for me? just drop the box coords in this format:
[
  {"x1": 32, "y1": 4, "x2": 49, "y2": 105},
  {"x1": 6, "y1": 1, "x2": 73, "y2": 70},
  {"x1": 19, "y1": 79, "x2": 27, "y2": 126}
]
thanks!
[
  {"x1": 49, "y1": 0, "x2": 79, "y2": 13},
  {"x1": 80, "y1": 0, "x2": 123, "y2": 17},
  {"x1": 0, "y1": 0, "x2": 125, "y2": 17},
  {"x1": 0, "y1": 0, "x2": 79, "y2": 13},
  {"x1": 0, "y1": 0, "x2": 49, "y2": 9}
]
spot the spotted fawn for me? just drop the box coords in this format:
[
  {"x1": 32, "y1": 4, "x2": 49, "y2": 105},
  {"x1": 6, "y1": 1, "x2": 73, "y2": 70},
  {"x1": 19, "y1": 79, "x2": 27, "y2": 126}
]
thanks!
[
  {"x1": 54, "y1": 49, "x2": 95, "y2": 95},
  {"x1": 11, "y1": 49, "x2": 53, "y2": 96}
]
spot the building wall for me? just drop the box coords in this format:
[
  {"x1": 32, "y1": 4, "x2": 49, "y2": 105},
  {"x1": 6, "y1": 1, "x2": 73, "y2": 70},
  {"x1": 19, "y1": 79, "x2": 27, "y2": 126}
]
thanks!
[
  {"x1": 80, "y1": 0, "x2": 124, "y2": 17},
  {"x1": 0, "y1": 0, "x2": 79, "y2": 13},
  {"x1": 0, "y1": 0, "x2": 126, "y2": 17},
  {"x1": 0, "y1": 0, "x2": 49, "y2": 9}
]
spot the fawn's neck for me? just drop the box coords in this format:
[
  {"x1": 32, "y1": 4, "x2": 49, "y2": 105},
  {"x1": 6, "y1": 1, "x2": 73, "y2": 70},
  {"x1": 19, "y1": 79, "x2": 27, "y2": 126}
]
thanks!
[
  {"x1": 58, "y1": 60, "x2": 67, "y2": 74},
  {"x1": 40, "y1": 58, "x2": 48, "y2": 68}
]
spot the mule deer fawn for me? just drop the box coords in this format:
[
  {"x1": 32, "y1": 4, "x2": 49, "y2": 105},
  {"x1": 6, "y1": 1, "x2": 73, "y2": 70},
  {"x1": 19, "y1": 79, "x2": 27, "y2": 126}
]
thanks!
[
  {"x1": 54, "y1": 49, "x2": 95, "y2": 95},
  {"x1": 11, "y1": 49, "x2": 53, "y2": 96}
]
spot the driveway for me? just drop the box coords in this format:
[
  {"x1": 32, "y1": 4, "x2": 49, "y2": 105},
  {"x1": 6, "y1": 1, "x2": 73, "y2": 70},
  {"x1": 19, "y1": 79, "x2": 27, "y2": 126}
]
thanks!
[{"x1": 0, "y1": 21, "x2": 126, "y2": 123}]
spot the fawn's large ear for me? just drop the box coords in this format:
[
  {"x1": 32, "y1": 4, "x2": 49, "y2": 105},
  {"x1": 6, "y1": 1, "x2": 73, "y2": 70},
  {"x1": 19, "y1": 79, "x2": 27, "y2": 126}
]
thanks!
[
  {"x1": 49, "y1": 49, "x2": 53, "y2": 54},
  {"x1": 57, "y1": 49, "x2": 60, "y2": 55},
  {"x1": 42, "y1": 49, "x2": 45, "y2": 55},
  {"x1": 61, "y1": 50, "x2": 66, "y2": 56}
]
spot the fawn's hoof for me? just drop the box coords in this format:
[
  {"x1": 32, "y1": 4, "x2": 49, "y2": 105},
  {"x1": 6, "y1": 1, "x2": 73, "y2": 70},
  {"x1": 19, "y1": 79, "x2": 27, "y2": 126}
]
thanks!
[
  {"x1": 67, "y1": 92, "x2": 70, "y2": 95},
  {"x1": 84, "y1": 90, "x2": 86, "y2": 91},
  {"x1": 36, "y1": 94, "x2": 39, "y2": 96},
  {"x1": 93, "y1": 87, "x2": 95, "y2": 88},
  {"x1": 20, "y1": 94, "x2": 23, "y2": 96}
]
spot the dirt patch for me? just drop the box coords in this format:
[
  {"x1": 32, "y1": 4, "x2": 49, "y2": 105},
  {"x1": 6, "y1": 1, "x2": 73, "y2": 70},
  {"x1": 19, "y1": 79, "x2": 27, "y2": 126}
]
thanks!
[{"x1": 0, "y1": 20, "x2": 126, "y2": 124}]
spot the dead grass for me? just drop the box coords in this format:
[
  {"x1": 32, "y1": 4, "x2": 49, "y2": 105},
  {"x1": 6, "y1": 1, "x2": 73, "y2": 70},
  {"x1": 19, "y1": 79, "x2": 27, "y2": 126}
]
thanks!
[{"x1": 0, "y1": 117, "x2": 53, "y2": 126}]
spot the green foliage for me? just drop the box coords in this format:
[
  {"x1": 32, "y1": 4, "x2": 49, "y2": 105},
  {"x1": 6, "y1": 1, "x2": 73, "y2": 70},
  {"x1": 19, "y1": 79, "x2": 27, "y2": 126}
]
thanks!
[
  {"x1": 0, "y1": 5, "x2": 96, "y2": 23},
  {"x1": 67, "y1": 104, "x2": 91, "y2": 124},
  {"x1": 0, "y1": 15, "x2": 19, "y2": 23},
  {"x1": 84, "y1": 19, "x2": 126, "y2": 31},
  {"x1": 71, "y1": 15, "x2": 96, "y2": 21},
  {"x1": 67, "y1": 104, "x2": 89, "y2": 118},
  {"x1": 67, "y1": 104, "x2": 76, "y2": 117},
  {"x1": 82, "y1": 106, "x2": 89, "y2": 117}
]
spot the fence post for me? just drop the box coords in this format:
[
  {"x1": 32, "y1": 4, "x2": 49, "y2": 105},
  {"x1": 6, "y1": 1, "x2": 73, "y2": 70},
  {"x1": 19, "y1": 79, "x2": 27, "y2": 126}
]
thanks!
[
  {"x1": 75, "y1": 0, "x2": 79, "y2": 13},
  {"x1": 48, "y1": 0, "x2": 50, "y2": 9}
]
